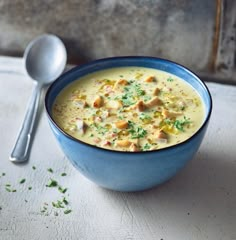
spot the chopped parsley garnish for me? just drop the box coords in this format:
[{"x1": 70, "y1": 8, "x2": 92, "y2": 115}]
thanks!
[
  {"x1": 2, "y1": 173, "x2": 6, "y2": 176},
  {"x1": 132, "y1": 128, "x2": 147, "y2": 139},
  {"x1": 143, "y1": 95, "x2": 152, "y2": 102},
  {"x1": 28, "y1": 186, "x2": 32, "y2": 190},
  {"x1": 116, "y1": 81, "x2": 145, "y2": 107},
  {"x1": 142, "y1": 143, "x2": 151, "y2": 151},
  {"x1": 97, "y1": 125, "x2": 109, "y2": 135},
  {"x1": 128, "y1": 121, "x2": 147, "y2": 139},
  {"x1": 120, "y1": 93, "x2": 136, "y2": 107},
  {"x1": 61, "y1": 173, "x2": 67, "y2": 177},
  {"x1": 173, "y1": 117, "x2": 191, "y2": 132},
  {"x1": 91, "y1": 123, "x2": 109, "y2": 135},
  {"x1": 126, "y1": 81, "x2": 145, "y2": 96},
  {"x1": 134, "y1": 83, "x2": 145, "y2": 96},
  {"x1": 164, "y1": 117, "x2": 191, "y2": 132},
  {"x1": 32, "y1": 166, "x2": 36, "y2": 170},
  {"x1": 139, "y1": 113, "x2": 151, "y2": 121},
  {"x1": 167, "y1": 77, "x2": 174, "y2": 82}
]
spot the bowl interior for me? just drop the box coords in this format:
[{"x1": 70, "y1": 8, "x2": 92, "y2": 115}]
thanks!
[{"x1": 46, "y1": 57, "x2": 212, "y2": 125}]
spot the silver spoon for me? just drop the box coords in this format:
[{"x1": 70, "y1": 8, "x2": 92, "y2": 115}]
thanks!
[{"x1": 10, "y1": 34, "x2": 67, "y2": 163}]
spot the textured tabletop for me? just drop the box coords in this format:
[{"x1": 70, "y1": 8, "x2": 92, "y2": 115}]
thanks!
[{"x1": 0, "y1": 56, "x2": 235, "y2": 240}]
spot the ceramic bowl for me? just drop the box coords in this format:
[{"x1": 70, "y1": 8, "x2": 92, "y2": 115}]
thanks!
[{"x1": 45, "y1": 56, "x2": 212, "y2": 192}]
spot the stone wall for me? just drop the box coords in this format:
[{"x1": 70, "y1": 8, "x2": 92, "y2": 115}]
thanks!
[{"x1": 0, "y1": 0, "x2": 235, "y2": 81}]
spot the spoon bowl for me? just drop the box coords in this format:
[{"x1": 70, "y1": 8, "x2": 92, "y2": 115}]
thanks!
[
  {"x1": 10, "y1": 34, "x2": 67, "y2": 163},
  {"x1": 24, "y1": 34, "x2": 67, "y2": 84}
]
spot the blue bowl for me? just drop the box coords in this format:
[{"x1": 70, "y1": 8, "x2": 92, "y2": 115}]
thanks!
[{"x1": 45, "y1": 56, "x2": 212, "y2": 192}]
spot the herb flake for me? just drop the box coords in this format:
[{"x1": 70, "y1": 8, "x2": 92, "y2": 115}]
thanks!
[
  {"x1": 46, "y1": 179, "x2": 58, "y2": 187},
  {"x1": 19, "y1": 178, "x2": 26, "y2": 184},
  {"x1": 128, "y1": 121, "x2": 147, "y2": 139},
  {"x1": 64, "y1": 209, "x2": 72, "y2": 214},
  {"x1": 58, "y1": 186, "x2": 67, "y2": 194},
  {"x1": 47, "y1": 168, "x2": 53, "y2": 173}
]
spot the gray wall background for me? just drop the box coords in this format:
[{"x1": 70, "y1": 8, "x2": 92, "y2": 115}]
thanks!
[{"x1": 0, "y1": 0, "x2": 235, "y2": 81}]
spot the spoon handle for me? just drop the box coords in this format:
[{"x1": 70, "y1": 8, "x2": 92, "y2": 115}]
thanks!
[{"x1": 10, "y1": 83, "x2": 42, "y2": 163}]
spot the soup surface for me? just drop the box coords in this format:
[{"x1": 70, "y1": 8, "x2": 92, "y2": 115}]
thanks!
[{"x1": 52, "y1": 67, "x2": 205, "y2": 151}]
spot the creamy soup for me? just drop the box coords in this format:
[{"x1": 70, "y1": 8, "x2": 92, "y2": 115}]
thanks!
[{"x1": 52, "y1": 67, "x2": 205, "y2": 151}]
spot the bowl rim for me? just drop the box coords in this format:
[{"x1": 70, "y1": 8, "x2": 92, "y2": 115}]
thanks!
[{"x1": 45, "y1": 56, "x2": 213, "y2": 154}]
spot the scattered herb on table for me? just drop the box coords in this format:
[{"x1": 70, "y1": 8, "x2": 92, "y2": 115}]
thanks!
[
  {"x1": 1, "y1": 167, "x2": 72, "y2": 216},
  {"x1": 41, "y1": 205, "x2": 48, "y2": 213},
  {"x1": 64, "y1": 209, "x2": 72, "y2": 214},
  {"x1": 5, "y1": 187, "x2": 11, "y2": 192},
  {"x1": 58, "y1": 186, "x2": 67, "y2": 194},
  {"x1": 62, "y1": 197, "x2": 69, "y2": 205},
  {"x1": 52, "y1": 199, "x2": 65, "y2": 209},
  {"x1": 46, "y1": 178, "x2": 58, "y2": 187},
  {"x1": 47, "y1": 168, "x2": 53, "y2": 173},
  {"x1": 5, "y1": 186, "x2": 17, "y2": 192},
  {"x1": 19, "y1": 178, "x2": 26, "y2": 184}
]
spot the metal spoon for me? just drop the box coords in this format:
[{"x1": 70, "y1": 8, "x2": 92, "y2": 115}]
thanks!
[{"x1": 10, "y1": 34, "x2": 67, "y2": 163}]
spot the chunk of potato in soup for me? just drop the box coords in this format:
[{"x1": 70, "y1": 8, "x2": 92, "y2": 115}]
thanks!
[{"x1": 52, "y1": 67, "x2": 205, "y2": 151}]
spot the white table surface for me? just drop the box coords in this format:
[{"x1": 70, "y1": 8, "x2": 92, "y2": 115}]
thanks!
[{"x1": 0, "y1": 56, "x2": 235, "y2": 240}]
